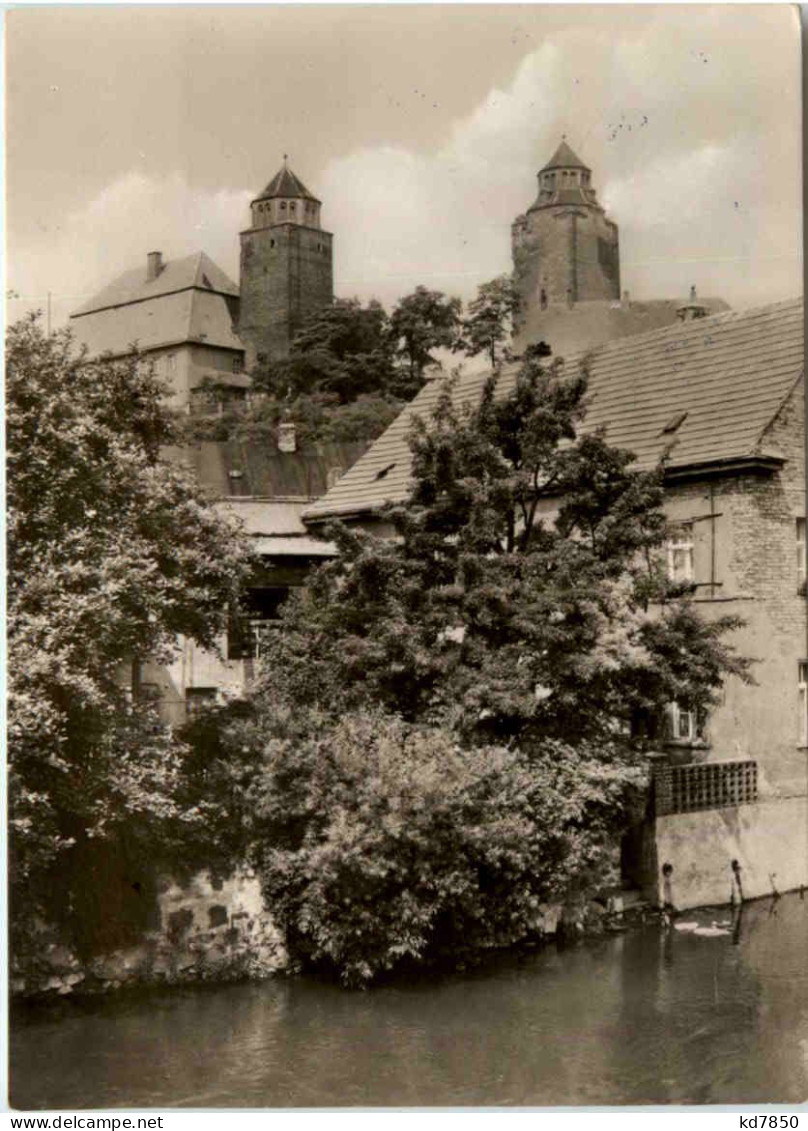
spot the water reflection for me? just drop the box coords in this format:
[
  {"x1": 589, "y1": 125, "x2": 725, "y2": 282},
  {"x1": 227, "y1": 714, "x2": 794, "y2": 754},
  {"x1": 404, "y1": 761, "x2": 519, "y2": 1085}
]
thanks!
[{"x1": 11, "y1": 894, "x2": 808, "y2": 1109}]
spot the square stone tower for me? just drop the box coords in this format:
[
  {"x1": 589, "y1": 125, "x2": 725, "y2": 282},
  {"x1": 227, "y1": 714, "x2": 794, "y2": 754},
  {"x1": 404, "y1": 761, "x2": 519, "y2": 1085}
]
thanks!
[{"x1": 238, "y1": 160, "x2": 333, "y2": 368}]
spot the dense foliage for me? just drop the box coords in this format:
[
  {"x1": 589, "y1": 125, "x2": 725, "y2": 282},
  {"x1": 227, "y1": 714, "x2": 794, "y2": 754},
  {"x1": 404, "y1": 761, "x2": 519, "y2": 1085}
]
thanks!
[
  {"x1": 253, "y1": 297, "x2": 398, "y2": 404},
  {"x1": 265, "y1": 357, "x2": 751, "y2": 744},
  {"x1": 7, "y1": 314, "x2": 254, "y2": 953},
  {"x1": 388, "y1": 285, "x2": 463, "y2": 395},
  {"x1": 455, "y1": 274, "x2": 521, "y2": 367},
  {"x1": 228, "y1": 350, "x2": 751, "y2": 983},
  {"x1": 235, "y1": 709, "x2": 644, "y2": 987}
]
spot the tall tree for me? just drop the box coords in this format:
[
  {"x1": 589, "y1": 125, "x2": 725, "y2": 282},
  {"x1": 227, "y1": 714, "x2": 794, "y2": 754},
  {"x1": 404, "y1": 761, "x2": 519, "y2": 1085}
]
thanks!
[
  {"x1": 456, "y1": 274, "x2": 520, "y2": 367},
  {"x1": 7, "y1": 314, "x2": 254, "y2": 951},
  {"x1": 265, "y1": 354, "x2": 752, "y2": 745},
  {"x1": 252, "y1": 297, "x2": 396, "y2": 404},
  {"x1": 225, "y1": 351, "x2": 751, "y2": 983},
  {"x1": 389, "y1": 285, "x2": 462, "y2": 398}
]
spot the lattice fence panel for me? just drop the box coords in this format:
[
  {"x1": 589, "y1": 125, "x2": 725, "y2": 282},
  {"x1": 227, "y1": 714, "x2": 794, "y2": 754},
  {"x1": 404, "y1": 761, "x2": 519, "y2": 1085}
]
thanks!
[{"x1": 654, "y1": 759, "x2": 757, "y2": 816}]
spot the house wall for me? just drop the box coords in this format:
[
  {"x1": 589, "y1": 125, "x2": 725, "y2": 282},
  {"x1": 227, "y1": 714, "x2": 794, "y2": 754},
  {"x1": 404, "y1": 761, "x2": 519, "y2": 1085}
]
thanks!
[{"x1": 660, "y1": 385, "x2": 806, "y2": 796}]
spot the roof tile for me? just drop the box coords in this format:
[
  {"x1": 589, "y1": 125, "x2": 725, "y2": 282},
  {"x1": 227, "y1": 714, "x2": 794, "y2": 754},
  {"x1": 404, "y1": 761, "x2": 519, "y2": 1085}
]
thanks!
[{"x1": 303, "y1": 297, "x2": 804, "y2": 522}]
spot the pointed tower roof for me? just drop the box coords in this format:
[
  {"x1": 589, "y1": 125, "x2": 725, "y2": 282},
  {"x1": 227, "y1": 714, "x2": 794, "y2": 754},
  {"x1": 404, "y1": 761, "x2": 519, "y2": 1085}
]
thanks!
[
  {"x1": 254, "y1": 160, "x2": 320, "y2": 204},
  {"x1": 541, "y1": 139, "x2": 589, "y2": 172}
]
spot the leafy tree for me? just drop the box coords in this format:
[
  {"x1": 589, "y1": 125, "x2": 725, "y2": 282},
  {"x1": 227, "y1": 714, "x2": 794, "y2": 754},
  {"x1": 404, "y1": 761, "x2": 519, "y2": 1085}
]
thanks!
[
  {"x1": 253, "y1": 298, "x2": 397, "y2": 404},
  {"x1": 266, "y1": 355, "x2": 752, "y2": 745},
  {"x1": 181, "y1": 390, "x2": 402, "y2": 448},
  {"x1": 456, "y1": 274, "x2": 520, "y2": 367},
  {"x1": 389, "y1": 285, "x2": 462, "y2": 398},
  {"x1": 7, "y1": 313, "x2": 255, "y2": 953},
  {"x1": 237, "y1": 707, "x2": 644, "y2": 986},
  {"x1": 221, "y1": 349, "x2": 751, "y2": 983}
]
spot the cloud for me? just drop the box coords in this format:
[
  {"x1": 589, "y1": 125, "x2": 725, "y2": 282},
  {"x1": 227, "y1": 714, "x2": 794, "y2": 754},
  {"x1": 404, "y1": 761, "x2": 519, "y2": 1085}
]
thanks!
[
  {"x1": 9, "y1": 8, "x2": 801, "y2": 332},
  {"x1": 8, "y1": 172, "x2": 250, "y2": 329}
]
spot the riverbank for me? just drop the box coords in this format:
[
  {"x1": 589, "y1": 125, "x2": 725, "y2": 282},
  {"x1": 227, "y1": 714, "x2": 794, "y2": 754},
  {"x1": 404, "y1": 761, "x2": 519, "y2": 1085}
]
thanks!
[
  {"x1": 12, "y1": 875, "x2": 660, "y2": 1002},
  {"x1": 11, "y1": 892, "x2": 807, "y2": 1107}
]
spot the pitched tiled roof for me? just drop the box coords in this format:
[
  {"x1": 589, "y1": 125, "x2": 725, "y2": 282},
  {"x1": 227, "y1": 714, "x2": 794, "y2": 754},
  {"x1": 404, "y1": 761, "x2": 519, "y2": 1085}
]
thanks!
[
  {"x1": 71, "y1": 252, "x2": 238, "y2": 316},
  {"x1": 255, "y1": 164, "x2": 320, "y2": 203},
  {"x1": 69, "y1": 253, "x2": 243, "y2": 356},
  {"x1": 303, "y1": 298, "x2": 804, "y2": 522},
  {"x1": 541, "y1": 140, "x2": 589, "y2": 171},
  {"x1": 188, "y1": 439, "x2": 371, "y2": 499}
]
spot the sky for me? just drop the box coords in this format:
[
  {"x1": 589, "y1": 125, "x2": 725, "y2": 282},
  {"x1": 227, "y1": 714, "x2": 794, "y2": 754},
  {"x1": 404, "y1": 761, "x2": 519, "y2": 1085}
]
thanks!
[{"x1": 6, "y1": 4, "x2": 803, "y2": 331}]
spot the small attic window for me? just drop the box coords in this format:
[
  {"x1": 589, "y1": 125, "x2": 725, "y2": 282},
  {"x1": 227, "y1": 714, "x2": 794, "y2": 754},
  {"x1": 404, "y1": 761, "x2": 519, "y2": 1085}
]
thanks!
[
  {"x1": 202, "y1": 274, "x2": 212, "y2": 289},
  {"x1": 374, "y1": 462, "x2": 396, "y2": 481},
  {"x1": 661, "y1": 411, "x2": 689, "y2": 435}
]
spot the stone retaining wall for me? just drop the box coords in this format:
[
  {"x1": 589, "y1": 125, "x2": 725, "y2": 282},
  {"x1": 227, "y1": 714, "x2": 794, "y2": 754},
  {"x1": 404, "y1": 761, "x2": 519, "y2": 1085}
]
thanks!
[{"x1": 12, "y1": 868, "x2": 287, "y2": 999}]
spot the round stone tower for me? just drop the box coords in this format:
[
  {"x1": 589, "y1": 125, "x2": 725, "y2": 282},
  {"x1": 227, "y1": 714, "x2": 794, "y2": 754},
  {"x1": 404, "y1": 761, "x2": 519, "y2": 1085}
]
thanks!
[
  {"x1": 238, "y1": 159, "x2": 334, "y2": 368},
  {"x1": 512, "y1": 140, "x2": 620, "y2": 337}
]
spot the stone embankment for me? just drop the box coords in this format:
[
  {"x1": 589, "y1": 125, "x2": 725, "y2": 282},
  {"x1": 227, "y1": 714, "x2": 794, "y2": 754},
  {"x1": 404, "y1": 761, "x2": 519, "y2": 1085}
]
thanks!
[
  {"x1": 14, "y1": 877, "x2": 655, "y2": 1000},
  {"x1": 12, "y1": 869, "x2": 287, "y2": 1000}
]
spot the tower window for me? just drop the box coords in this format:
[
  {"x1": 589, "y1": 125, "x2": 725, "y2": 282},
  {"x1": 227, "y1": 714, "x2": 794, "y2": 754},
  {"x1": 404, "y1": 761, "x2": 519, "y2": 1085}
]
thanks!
[
  {"x1": 270, "y1": 239, "x2": 275, "y2": 248},
  {"x1": 280, "y1": 201, "x2": 287, "y2": 210},
  {"x1": 540, "y1": 288, "x2": 548, "y2": 311},
  {"x1": 289, "y1": 202, "x2": 296, "y2": 214}
]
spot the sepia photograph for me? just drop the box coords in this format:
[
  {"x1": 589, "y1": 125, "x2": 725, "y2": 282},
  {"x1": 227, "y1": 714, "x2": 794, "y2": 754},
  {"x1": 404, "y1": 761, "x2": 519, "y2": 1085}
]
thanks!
[{"x1": 5, "y1": 1, "x2": 807, "y2": 1111}]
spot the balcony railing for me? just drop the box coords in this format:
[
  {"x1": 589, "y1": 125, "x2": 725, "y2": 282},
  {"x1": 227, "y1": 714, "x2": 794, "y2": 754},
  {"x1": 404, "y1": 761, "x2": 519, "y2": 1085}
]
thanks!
[{"x1": 653, "y1": 758, "x2": 757, "y2": 816}]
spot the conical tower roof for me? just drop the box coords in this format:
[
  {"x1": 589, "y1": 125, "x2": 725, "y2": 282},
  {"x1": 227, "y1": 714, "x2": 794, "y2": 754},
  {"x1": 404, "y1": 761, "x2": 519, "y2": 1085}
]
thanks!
[
  {"x1": 254, "y1": 161, "x2": 320, "y2": 204},
  {"x1": 540, "y1": 139, "x2": 589, "y2": 172}
]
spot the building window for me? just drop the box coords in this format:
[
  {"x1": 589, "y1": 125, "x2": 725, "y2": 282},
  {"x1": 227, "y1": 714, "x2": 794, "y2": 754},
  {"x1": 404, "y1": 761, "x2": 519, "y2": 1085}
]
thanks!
[
  {"x1": 232, "y1": 356, "x2": 243, "y2": 374},
  {"x1": 797, "y1": 518, "x2": 806, "y2": 591},
  {"x1": 666, "y1": 522, "x2": 695, "y2": 584},
  {"x1": 185, "y1": 688, "x2": 218, "y2": 716},
  {"x1": 800, "y1": 662, "x2": 808, "y2": 746},
  {"x1": 669, "y1": 701, "x2": 698, "y2": 743},
  {"x1": 280, "y1": 201, "x2": 287, "y2": 211},
  {"x1": 227, "y1": 587, "x2": 292, "y2": 660},
  {"x1": 165, "y1": 353, "x2": 176, "y2": 375},
  {"x1": 289, "y1": 202, "x2": 296, "y2": 214}
]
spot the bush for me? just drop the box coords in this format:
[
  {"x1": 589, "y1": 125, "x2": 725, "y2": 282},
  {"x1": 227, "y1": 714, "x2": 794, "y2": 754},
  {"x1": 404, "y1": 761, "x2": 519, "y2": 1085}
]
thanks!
[{"x1": 244, "y1": 708, "x2": 645, "y2": 986}]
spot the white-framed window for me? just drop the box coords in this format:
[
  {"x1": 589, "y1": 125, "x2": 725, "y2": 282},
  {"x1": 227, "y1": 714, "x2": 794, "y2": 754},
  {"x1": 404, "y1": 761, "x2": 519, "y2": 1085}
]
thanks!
[
  {"x1": 797, "y1": 518, "x2": 806, "y2": 590},
  {"x1": 165, "y1": 353, "x2": 176, "y2": 375},
  {"x1": 232, "y1": 356, "x2": 244, "y2": 375},
  {"x1": 670, "y1": 701, "x2": 697, "y2": 742},
  {"x1": 799, "y1": 661, "x2": 808, "y2": 747},
  {"x1": 666, "y1": 522, "x2": 695, "y2": 584}
]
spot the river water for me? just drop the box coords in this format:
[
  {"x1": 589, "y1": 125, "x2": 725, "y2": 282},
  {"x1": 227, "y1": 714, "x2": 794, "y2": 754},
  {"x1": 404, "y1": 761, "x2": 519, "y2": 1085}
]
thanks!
[{"x1": 10, "y1": 893, "x2": 808, "y2": 1108}]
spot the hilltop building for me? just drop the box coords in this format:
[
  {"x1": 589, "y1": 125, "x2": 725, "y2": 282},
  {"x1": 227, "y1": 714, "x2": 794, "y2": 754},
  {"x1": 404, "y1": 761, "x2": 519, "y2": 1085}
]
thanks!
[
  {"x1": 69, "y1": 159, "x2": 333, "y2": 407},
  {"x1": 512, "y1": 140, "x2": 729, "y2": 357},
  {"x1": 304, "y1": 297, "x2": 807, "y2": 909},
  {"x1": 69, "y1": 251, "x2": 248, "y2": 413}
]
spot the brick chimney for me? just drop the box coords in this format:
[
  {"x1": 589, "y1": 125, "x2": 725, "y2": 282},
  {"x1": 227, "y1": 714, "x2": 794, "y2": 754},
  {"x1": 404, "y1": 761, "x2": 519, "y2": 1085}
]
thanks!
[{"x1": 146, "y1": 251, "x2": 164, "y2": 282}]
